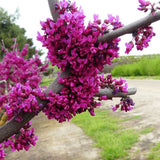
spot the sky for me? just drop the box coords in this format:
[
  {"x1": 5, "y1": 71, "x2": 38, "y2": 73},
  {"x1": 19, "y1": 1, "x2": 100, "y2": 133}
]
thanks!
[{"x1": 0, "y1": 0, "x2": 160, "y2": 60}]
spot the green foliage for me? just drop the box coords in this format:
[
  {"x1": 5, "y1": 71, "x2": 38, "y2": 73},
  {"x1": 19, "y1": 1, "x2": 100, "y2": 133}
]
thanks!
[
  {"x1": 118, "y1": 76, "x2": 160, "y2": 79},
  {"x1": 41, "y1": 65, "x2": 60, "y2": 85},
  {"x1": 43, "y1": 63, "x2": 60, "y2": 76},
  {"x1": 0, "y1": 7, "x2": 43, "y2": 59},
  {"x1": 111, "y1": 55, "x2": 160, "y2": 77},
  {"x1": 43, "y1": 68, "x2": 54, "y2": 77},
  {"x1": 112, "y1": 55, "x2": 141, "y2": 63},
  {"x1": 72, "y1": 109, "x2": 139, "y2": 160},
  {"x1": 40, "y1": 77, "x2": 55, "y2": 87}
]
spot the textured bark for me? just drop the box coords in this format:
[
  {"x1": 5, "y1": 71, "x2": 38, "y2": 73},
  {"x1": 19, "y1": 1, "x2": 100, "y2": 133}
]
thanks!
[
  {"x1": 48, "y1": 0, "x2": 59, "y2": 22},
  {"x1": 95, "y1": 88, "x2": 137, "y2": 98}
]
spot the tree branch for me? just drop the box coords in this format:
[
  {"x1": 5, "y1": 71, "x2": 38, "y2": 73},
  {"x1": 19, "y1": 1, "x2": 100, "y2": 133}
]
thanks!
[
  {"x1": 98, "y1": 11, "x2": 160, "y2": 42},
  {"x1": 48, "y1": 0, "x2": 59, "y2": 22},
  {"x1": 44, "y1": 68, "x2": 70, "y2": 96},
  {"x1": 95, "y1": 88, "x2": 137, "y2": 98},
  {"x1": 0, "y1": 69, "x2": 70, "y2": 143},
  {"x1": 0, "y1": 1, "x2": 159, "y2": 143}
]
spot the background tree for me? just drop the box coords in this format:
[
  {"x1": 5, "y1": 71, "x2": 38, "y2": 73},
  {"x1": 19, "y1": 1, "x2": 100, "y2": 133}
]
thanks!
[{"x1": 0, "y1": 7, "x2": 43, "y2": 60}]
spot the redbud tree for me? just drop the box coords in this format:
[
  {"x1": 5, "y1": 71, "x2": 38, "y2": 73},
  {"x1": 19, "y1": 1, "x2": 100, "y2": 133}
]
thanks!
[{"x1": 0, "y1": 0, "x2": 160, "y2": 159}]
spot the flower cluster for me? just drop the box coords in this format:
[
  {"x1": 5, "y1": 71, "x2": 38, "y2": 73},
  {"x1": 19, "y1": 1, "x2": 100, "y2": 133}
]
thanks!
[
  {"x1": 112, "y1": 97, "x2": 135, "y2": 112},
  {"x1": 43, "y1": 74, "x2": 101, "y2": 122},
  {"x1": 125, "y1": 25, "x2": 155, "y2": 54},
  {"x1": 4, "y1": 83, "x2": 46, "y2": 121},
  {"x1": 138, "y1": 0, "x2": 151, "y2": 12},
  {"x1": 98, "y1": 74, "x2": 128, "y2": 94},
  {"x1": 0, "y1": 40, "x2": 48, "y2": 98},
  {"x1": 1, "y1": 121, "x2": 38, "y2": 158},
  {"x1": 0, "y1": 42, "x2": 47, "y2": 159},
  {"x1": 98, "y1": 74, "x2": 134, "y2": 112},
  {"x1": 38, "y1": 0, "x2": 123, "y2": 122},
  {"x1": 37, "y1": 0, "x2": 123, "y2": 72},
  {"x1": 125, "y1": 0, "x2": 160, "y2": 54},
  {"x1": 134, "y1": 26, "x2": 155, "y2": 50},
  {"x1": 138, "y1": 0, "x2": 160, "y2": 15},
  {"x1": 0, "y1": 144, "x2": 6, "y2": 160}
]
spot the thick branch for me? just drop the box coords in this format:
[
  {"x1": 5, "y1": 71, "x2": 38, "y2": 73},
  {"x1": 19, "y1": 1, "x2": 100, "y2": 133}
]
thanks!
[
  {"x1": 98, "y1": 11, "x2": 160, "y2": 42},
  {"x1": 44, "y1": 68, "x2": 70, "y2": 96},
  {"x1": 95, "y1": 88, "x2": 137, "y2": 98},
  {"x1": 48, "y1": 0, "x2": 59, "y2": 22}
]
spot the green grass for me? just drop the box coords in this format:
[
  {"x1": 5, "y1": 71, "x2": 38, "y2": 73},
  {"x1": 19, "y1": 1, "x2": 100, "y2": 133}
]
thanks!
[
  {"x1": 127, "y1": 76, "x2": 160, "y2": 80},
  {"x1": 41, "y1": 65, "x2": 59, "y2": 87},
  {"x1": 122, "y1": 115, "x2": 141, "y2": 122},
  {"x1": 40, "y1": 77, "x2": 55, "y2": 87},
  {"x1": 113, "y1": 76, "x2": 160, "y2": 80},
  {"x1": 52, "y1": 65, "x2": 60, "y2": 72},
  {"x1": 72, "y1": 109, "x2": 139, "y2": 160},
  {"x1": 140, "y1": 127, "x2": 155, "y2": 135},
  {"x1": 112, "y1": 54, "x2": 160, "y2": 63},
  {"x1": 48, "y1": 62, "x2": 60, "y2": 72},
  {"x1": 111, "y1": 55, "x2": 160, "y2": 77},
  {"x1": 148, "y1": 143, "x2": 160, "y2": 160}
]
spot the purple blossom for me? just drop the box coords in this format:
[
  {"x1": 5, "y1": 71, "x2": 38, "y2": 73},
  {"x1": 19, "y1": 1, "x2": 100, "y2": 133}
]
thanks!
[
  {"x1": 0, "y1": 144, "x2": 6, "y2": 160},
  {"x1": 98, "y1": 74, "x2": 128, "y2": 95},
  {"x1": 125, "y1": 41, "x2": 134, "y2": 54},
  {"x1": 0, "y1": 122, "x2": 37, "y2": 158},
  {"x1": 135, "y1": 26, "x2": 155, "y2": 51},
  {"x1": 137, "y1": 0, "x2": 160, "y2": 15},
  {"x1": 112, "y1": 97, "x2": 134, "y2": 112},
  {"x1": 139, "y1": 0, "x2": 150, "y2": 7},
  {"x1": 5, "y1": 83, "x2": 46, "y2": 121}
]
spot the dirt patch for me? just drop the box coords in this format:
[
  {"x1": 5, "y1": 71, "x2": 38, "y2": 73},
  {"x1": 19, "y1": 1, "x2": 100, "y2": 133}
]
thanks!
[{"x1": 5, "y1": 112, "x2": 102, "y2": 160}]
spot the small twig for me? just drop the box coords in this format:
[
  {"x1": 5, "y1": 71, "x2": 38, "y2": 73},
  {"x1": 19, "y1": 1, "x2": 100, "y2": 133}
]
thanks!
[
  {"x1": 1, "y1": 40, "x2": 8, "y2": 52},
  {"x1": 98, "y1": 11, "x2": 160, "y2": 42},
  {"x1": 12, "y1": 38, "x2": 18, "y2": 54}
]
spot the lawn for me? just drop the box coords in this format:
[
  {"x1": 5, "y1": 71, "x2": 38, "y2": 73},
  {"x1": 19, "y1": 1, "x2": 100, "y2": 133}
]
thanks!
[
  {"x1": 72, "y1": 109, "x2": 139, "y2": 160},
  {"x1": 111, "y1": 54, "x2": 160, "y2": 77}
]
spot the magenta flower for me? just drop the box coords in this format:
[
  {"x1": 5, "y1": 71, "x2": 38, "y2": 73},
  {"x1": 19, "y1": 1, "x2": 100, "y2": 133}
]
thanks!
[
  {"x1": 125, "y1": 41, "x2": 134, "y2": 54},
  {"x1": 139, "y1": 0, "x2": 150, "y2": 6},
  {"x1": 0, "y1": 144, "x2": 6, "y2": 160}
]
